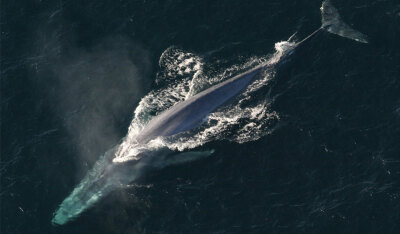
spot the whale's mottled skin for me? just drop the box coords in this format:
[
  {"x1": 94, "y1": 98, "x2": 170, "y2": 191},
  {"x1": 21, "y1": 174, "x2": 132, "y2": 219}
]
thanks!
[
  {"x1": 137, "y1": 66, "x2": 264, "y2": 143},
  {"x1": 52, "y1": 0, "x2": 368, "y2": 226}
]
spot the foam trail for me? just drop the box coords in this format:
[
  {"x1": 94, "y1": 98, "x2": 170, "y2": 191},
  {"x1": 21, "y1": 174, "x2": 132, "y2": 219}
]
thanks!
[{"x1": 114, "y1": 42, "x2": 291, "y2": 161}]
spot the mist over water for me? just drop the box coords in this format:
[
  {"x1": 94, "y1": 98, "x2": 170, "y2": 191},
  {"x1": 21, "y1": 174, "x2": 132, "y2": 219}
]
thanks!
[
  {"x1": 34, "y1": 34, "x2": 151, "y2": 168},
  {"x1": 2, "y1": 0, "x2": 400, "y2": 233}
]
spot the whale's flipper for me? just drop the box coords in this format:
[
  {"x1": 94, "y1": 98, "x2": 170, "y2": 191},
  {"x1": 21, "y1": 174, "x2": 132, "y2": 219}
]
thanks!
[
  {"x1": 158, "y1": 150, "x2": 215, "y2": 168},
  {"x1": 321, "y1": 0, "x2": 368, "y2": 43}
]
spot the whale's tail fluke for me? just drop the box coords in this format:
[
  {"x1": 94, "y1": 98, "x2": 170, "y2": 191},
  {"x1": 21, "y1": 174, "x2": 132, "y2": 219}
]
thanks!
[{"x1": 321, "y1": 0, "x2": 368, "y2": 43}]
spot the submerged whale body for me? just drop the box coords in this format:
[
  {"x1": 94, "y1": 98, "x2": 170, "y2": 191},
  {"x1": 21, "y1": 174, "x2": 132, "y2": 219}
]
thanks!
[{"x1": 52, "y1": 0, "x2": 368, "y2": 225}]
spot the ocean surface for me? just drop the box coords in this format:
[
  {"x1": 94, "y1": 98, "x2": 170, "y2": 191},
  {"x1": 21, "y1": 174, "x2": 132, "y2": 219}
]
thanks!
[{"x1": 1, "y1": 0, "x2": 400, "y2": 233}]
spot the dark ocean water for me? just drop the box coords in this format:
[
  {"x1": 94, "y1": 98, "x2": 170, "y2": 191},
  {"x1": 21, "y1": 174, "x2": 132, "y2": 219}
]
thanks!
[{"x1": 1, "y1": 0, "x2": 400, "y2": 233}]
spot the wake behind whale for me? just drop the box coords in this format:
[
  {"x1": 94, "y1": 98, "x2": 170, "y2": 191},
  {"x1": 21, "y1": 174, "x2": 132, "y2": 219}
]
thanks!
[{"x1": 52, "y1": 0, "x2": 368, "y2": 225}]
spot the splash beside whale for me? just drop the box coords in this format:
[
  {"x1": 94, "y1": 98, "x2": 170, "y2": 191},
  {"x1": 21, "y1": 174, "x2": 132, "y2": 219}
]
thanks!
[{"x1": 52, "y1": 0, "x2": 368, "y2": 225}]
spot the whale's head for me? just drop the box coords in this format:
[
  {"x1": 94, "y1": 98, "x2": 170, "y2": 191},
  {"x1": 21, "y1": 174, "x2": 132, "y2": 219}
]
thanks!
[{"x1": 51, "y1": 147, "x2": 148, "y2": 226}]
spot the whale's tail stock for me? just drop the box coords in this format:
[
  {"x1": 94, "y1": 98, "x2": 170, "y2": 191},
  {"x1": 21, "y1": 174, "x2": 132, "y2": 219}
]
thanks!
[{"x1": 321, "y1": 0, "x2": 368, "y2": 43}]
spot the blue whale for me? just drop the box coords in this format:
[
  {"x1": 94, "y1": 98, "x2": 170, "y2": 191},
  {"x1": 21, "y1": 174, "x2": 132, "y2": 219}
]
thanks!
[{"x1": 52, "y1": 0, "x2": 368, "y2": 225}]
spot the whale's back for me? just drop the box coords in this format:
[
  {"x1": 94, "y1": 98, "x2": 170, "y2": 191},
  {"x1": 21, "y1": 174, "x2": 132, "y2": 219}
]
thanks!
[{"x1": 136, "y1": 66, "x2": 263, "y2": 143}]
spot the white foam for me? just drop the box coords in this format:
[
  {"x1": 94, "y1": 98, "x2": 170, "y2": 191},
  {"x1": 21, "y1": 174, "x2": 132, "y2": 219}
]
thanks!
[{"x1": 113, "y1": 41, "x2": 294, "y2": 162}]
